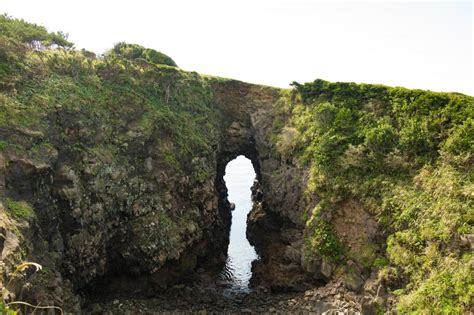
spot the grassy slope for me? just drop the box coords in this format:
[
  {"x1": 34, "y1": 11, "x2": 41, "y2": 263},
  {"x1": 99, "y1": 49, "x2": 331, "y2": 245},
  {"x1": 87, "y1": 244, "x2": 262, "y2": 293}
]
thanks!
[
  {"x1": 275, "y1": 80, "x2": 473, "y2": 313},
  {"x1": 0, "y1": 15, "x2": 219, "y2": 179}
]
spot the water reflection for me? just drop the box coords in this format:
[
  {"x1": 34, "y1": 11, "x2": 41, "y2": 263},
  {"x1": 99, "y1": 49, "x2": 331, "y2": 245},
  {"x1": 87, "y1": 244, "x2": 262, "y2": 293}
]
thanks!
[{"x1": 219, "y1": 156, "x2": 258, "y2": 291}]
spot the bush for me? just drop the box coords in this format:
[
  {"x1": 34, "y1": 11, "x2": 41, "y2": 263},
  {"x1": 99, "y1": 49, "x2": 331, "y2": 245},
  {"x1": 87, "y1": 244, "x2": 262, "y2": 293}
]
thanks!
[
  {"x1": 397, "y1": 255, "x2": 473, "y2": 314},
  {"x1": 363, "y1": 119, "x2": 397, "y2": 156},
  {"x1": 111, "y1": 42, "x2": 177, "y2": 67},
  {"x1": 442, "y1": 117, "x2": 474, "y2": 158},
  {"x1": 305, "y1": 220, "x2": 345, "y2": 261},
  {"x1": 0, "y1": 14, "x2": 72, "y2": 48}
]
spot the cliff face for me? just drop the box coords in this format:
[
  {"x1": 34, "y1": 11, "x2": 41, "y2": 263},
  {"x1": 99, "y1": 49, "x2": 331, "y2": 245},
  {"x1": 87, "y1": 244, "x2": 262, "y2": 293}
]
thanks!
[
  {"x1": 0, "y1": 16, "x2": 473, "y2": 314},
  {"x1": 211, "y1": 80, "x2": 312, "y2": 291},
  {"x1": 269, "y1": 81, "x2": 473, "y2": 313},
  {"x1": 0, "y1": 41, "x2": 225, "y2": 310}
]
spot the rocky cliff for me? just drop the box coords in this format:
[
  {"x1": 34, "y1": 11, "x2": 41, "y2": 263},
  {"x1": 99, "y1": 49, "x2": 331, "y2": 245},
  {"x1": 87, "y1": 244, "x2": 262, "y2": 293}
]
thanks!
[{"x1": 0, "y1": 16, "x2": 472, "y2": 314}]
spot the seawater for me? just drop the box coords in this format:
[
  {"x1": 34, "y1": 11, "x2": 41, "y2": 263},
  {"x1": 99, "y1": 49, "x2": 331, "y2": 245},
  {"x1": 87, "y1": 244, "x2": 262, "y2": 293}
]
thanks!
[{"x1": 219, "y1": 155, "x2": 258, "y2": 291}]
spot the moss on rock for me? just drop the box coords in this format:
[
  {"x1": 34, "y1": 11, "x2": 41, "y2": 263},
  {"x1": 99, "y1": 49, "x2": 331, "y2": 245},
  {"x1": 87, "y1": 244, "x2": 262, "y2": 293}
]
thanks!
[{"x1": 5, "y1": 199, "x2": 34, "y2": 220}]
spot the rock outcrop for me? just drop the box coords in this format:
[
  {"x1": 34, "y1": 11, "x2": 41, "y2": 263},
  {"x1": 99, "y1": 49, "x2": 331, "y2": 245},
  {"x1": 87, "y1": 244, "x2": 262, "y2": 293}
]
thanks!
[
  {"x1": 211, "y1": 80, "x2": 313, "y2": 292},
  {"x1": 0, "y1": 73, "x2": 322, "y2": 311},
  {"x1": 1, "y1": 16, "x2": 472, "y2": 314}
]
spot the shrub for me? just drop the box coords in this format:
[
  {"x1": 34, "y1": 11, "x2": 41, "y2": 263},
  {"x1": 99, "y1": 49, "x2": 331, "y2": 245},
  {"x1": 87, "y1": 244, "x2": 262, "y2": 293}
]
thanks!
[
  {"x1": 305, "y1": 220, "x2": 345, "y2": 262},
  {"x1": 0, "y1": 14, "x2": 72, "y2": 48},
  {"x1": 397, "y1": 255, "x2": 473, "y2": 314},
  {"x1": 111, "y1": 42, "x2": 177, "y2": 67},
  {"x1": 363, "y1": 119, "x2": 397, "y2": 156},
  {"x1": 442, "y1": 117, "x2": 474, "y2": 158}
]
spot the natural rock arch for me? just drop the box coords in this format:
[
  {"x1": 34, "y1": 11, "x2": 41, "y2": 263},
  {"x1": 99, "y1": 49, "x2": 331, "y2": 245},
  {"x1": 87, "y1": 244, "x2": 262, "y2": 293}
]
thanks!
[{"x1": 210, "y1": 80, "x2": 313, "y2": 291}]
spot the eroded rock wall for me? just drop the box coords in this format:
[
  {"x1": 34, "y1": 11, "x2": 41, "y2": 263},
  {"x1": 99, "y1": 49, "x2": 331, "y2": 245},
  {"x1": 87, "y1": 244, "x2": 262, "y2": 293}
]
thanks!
[
  {"x1": 0, "y1": 60, "x2": 230, "y2": 311},
  {"x1": 210, "y1": 80, "x2": 315, "y2": 292}
]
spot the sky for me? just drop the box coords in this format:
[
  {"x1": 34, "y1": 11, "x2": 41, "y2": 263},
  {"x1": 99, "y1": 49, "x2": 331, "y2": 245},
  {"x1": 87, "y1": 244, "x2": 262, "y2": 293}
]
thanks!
[{"x1": 0, "y1": 0, "x2": 472, "y2": 95}]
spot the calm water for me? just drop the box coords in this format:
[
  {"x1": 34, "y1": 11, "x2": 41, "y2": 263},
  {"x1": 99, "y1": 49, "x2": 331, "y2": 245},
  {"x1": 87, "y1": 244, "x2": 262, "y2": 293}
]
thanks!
[{"x1": 220, "y1": 156, "x2": 258, "y2": 291}]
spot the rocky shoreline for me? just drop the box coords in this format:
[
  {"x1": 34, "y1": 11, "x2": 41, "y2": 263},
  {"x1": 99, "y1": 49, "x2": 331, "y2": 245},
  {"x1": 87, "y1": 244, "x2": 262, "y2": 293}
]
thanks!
[{"x1": 88, "y1": 280, "x2": 364, "y2": 314}]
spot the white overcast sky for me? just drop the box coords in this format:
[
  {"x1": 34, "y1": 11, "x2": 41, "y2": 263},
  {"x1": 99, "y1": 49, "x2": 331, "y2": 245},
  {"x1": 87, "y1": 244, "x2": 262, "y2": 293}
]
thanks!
[{"x1": 0, "y1": 0, "x2": 472, "y2": 95}]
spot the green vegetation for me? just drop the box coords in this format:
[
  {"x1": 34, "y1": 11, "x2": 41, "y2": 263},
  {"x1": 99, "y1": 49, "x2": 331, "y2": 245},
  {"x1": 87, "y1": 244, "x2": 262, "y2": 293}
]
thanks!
[
  {"x1": 0, "y1": 15, "x2": 217, "y2": 180},
  {"x1": 5, "y1": 199, "x2": 34, "y2": 220},
  {"x1": 0, "y1": 302, "x2": 16, "y2": 315},
  {"x1": 109, "y1": 42, "x2": 177, "y2": 66},
  {"x1": 372, "y1": 257, "x2": 389, "y2": 268},
  {"x1": 305, "y1": 220, "x2": 345, "y2": 262},
  {"x1": 283, "y1": 79, "x2": 473, "y2": 313},
  {"x1": 397, "y1": 254, "x2": 472, "y2": 313},
  {"x1": 0, "y1": 14, "x2": 72, "y2": 48}
]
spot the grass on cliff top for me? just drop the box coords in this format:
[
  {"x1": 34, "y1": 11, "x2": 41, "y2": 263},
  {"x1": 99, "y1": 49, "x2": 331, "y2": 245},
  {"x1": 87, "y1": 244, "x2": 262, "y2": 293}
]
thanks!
[
  {"x1": 110, "y1": 42, "x2": 177, "y2": 67},
  {"x1": 0, "y1": 15, "x2": 219, "y2": 180},
  {"x1": 281, "y1": 79, "x2": 473, "y2": 313}
]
